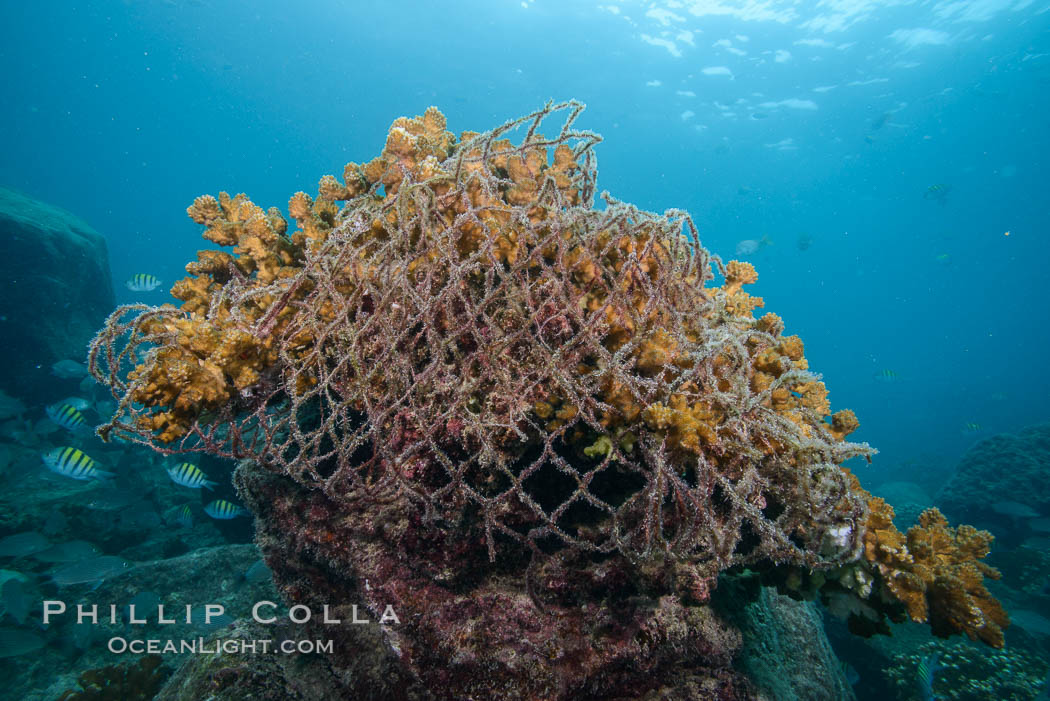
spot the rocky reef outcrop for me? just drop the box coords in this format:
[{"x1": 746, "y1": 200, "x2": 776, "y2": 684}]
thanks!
[
  {"x1": 154, "y1": 469, "x2": 855, "y2": 700},
  {"x1": 89, "y1": 102, "x2": 1007, "y2": 698},
  {"x1": 939, "y1": 422, "x2": 1050, "y2": 527},
  {"x1": 0, "y1": 187, "x2": 114, "y2": 404}
]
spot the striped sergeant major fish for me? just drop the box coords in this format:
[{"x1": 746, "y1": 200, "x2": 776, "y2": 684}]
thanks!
[
  {"x1": 45, "y1": 402, "x2": 87, "y2": 432},
  {"x1": 917, "y1": 652, "x2": 941, "y2": 701},
  {"x1": 125, "y1": 273, "x2": 162, "y2": 292},
  {"x1": 166, "y1": 463, "x2": 217, "y2": 490},
  {"x1": 172, "y1": 504, "x2": 194, "y2": 528},
  {"x1": 41, "y1": 447, "x2": 114, "y2": 481},
  {"x1": 204, "y1": 499, "x2": 246, "y2": 520}
]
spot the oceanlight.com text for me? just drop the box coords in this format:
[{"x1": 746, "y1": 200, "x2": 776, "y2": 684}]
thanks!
[{"x1": 107, "y1": 637, "x2": 334, "y2": 655}]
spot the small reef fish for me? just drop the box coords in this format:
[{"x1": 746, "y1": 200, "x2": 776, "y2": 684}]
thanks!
[
  {"x1": 118, "y1": 506, "x2": 162, "y2": 530},
  {"x1": 870, "y1": 111, "x2": 894, "y2": 130},
  {"x1": 840, "y1": 660, "x2": 859, "y2": 686},
  {"x1": 873, "y1": 369, "x2": 899, "y2": 382},
  {"x1": 962, "y1": 422, "x2": 982, "y2": 433},
  {"x1": 166, "y1": 462, "x2": 217, "y2": 490},
  {"x1": 1011, "y1": 609, "x2": 1050, "y2": 638},
  {"x1": 124, "y1": 591, "x2": 162, "y2": 625},
  {"x1": 41, "y1": 447, "x2": 114, "y2": 481},
  {"x1": 0, "y1": 532, "x2": 51, "y2": 559},
  {"x1": 58, "y1": 397, "x2": 92, "y2": 412},
  {"x1": 917, "y1": 653, "x2": 941, "y2": 701},
  {"x1": 45, "y1": 402, "x2": 88, "y2": 432},
  {"x1": 923, "y1": 183, "x2": 951, "y2": 204},
  {"x1": 84, "y1": 487, "x2": 140, "y2": 511},
  {"x1": 0, "y1": 571, "x2": 28, "y2": 589},
  {"x1": 42, "y1": 510, "x2": 68, "y2": 536},
  {"x1": 0, "y1": 390, "x2": 26, "y2": 420},
  {"x1": 70, "y1": 621, "x2": 95, "y2": 651},
  {"x1": 32, "y1": 540, "x2": 102, "y2": 563},
  {"x1": 735, "y1": 235, "x2": 773, "y2": 257},
  {"x1": 78, "y1": 375, "x2": 97, "y2": 394},
  {"x1": 50, "y1": 555, "x2": 130, "y2": 588},
  {"x1": 1028, "y1": 517, "x2": 1050, "y2": 533},
  {"x1": 992, "y1": 500, "x2": 1040, "y2": 519},
  {"x1": 796, "y1": 233, "x2": 813, "y2": 251},
  {"x1": 0, "y1": 626, "x2": 45, "y2": 659},
  {"x1": 204, "y1": 499, "x2": 246, "y2": 519},
  {"x1": 1, "y1": 578, "x2": 28, "y2": 624},
  {"x1": 1034, "y1": 673, "x2": 1050, "y2": 701},
  {"x1": 51, "y1": 359, "x2": 88, "y2": 379},
  {"x1": 197, "y1": 612, "x2": 235, "y2": 631},
  {"x1": 242, "y1": 559, "x2": 272, "y2": 584},
  {"x1": 173, "y1": 504, "x2": 194, "y2": 528},
  {"x1": 125, "y1": 273, "x2": 162, "y2": 292}
]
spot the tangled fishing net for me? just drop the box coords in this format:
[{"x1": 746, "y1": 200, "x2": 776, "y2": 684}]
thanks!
[{"x1": 90, "y1": 101, "x2": 874, "y2": 584}]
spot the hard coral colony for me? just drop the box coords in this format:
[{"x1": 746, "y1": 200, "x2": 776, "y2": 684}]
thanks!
[{"x1": 88, "y1": 101, "x2": 1007, "y2": 682}]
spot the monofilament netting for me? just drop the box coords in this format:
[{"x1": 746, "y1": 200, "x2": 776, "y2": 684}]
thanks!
[{"x1": 90, "y1": 101, "x2": 870, "y2": 575}]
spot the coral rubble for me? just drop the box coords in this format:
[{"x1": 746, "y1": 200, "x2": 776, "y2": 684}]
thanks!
[{"x1": 90, "y1": 102, "x2": 1008, "y2": 698}]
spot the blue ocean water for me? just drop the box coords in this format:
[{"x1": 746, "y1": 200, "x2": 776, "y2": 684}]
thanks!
[{"x1": 1, "y1": 1, "x2": 1048, "y2": 699}]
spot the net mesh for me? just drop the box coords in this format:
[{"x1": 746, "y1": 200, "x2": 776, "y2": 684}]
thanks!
[{"x1": 89, "y1": 101, "x2": 871, "y2": 575}]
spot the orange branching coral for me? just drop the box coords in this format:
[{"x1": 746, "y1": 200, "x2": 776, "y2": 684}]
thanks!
[
  {"x1": 905, "y1": 509, "x2": 1008, "y2": 647},
  {"x1": 856, "y1": 482, "x2": 1008, "y2": 647}
]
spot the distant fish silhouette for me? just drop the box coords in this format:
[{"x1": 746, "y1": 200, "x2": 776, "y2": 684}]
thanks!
[
  {"x1": 32, "y1": 540, "x2": 101, "y2": 563},
  {"x1": 172, "y1": 504, "x2": 194, "y2": 529},
  {"x1": 0, "y1": 532, "x2": 50, "y2": 559},
  {"x1": 50, "y1": 555, "x2": 131, "y2": 588},
  {"x1": 870, "y1": 111, "x2": 893, "y2": 130},
  {"x1": 0, "y1": 626, "x2": 45, "y2": 658},
  {"x1": 872, "y1": 369, "x2": 899, "y2": 383},
  {"x1": 51, "y1": 360, "x2": 88, "y2": 379},
  {"x1": 735, "y1": 235, "x2": 772, "y2": 257},
  {"x1": 923, "y1": 184, "x2": 951, "y2": 205}
]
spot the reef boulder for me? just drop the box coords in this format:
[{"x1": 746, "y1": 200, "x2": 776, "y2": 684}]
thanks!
[
  {"x1": 939, "y1": 423, "x2": 1050, "y2": 529},
  {"x1": 0, "y1": 187, "x2": 114, "y2": 405},
  {"x1": 147, "y1": 462, "x2": 855, "y2": 701}
]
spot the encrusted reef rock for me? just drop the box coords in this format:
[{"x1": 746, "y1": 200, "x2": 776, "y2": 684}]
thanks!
[
  {"x1": 6, "y1": 544, "x2": 276, "y2": 701},
  {"x1": 152, "y1": 464, "x2": 853, "y2": 701},
  {"x1": 154, "y1": 619, "x2": 353, "y2": 701},
  {"x1": 234, "y1": 464, "x2": 752, "y2": 700},
  {"x1": 939, "y1": 422, "x2": 1050, "y2": 527},
  {"x1": 0, "y1": 187, "x2": 114, "y2": 404},
  {"x1": 721, "y1": 577, "x2": 858, "y2": 701},
  {"x1": 90, "y1": 102, "x2": 1008, "y2": 699}
]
